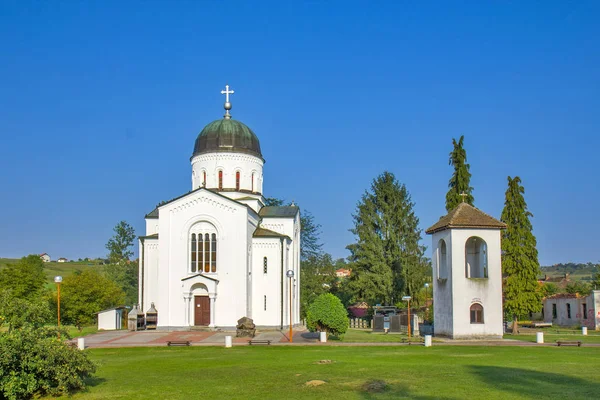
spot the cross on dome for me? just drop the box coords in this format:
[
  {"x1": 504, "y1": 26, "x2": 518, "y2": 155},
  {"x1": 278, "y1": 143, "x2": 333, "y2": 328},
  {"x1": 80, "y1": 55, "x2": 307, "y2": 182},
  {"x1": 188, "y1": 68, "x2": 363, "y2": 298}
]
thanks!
[
  {"x1": 459, "y1": 192, "x2": 468, "y2": 202},
  {"x1": 221, "y1": 84, "x2": 234, "y2": 119}
]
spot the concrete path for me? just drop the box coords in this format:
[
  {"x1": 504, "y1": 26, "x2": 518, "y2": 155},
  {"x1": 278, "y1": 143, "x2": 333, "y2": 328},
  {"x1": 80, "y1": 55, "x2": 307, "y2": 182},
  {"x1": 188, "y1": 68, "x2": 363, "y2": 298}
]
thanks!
[{"x1": 74, "y1": 329, "x2": 600, "y2": 349}]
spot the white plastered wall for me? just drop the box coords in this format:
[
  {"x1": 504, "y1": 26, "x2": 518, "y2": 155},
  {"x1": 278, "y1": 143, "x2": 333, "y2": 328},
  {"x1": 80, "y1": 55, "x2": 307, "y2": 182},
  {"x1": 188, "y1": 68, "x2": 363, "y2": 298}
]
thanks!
[
  {"x1": 431, "y1": 230, "x2": 453, "y2": 337},
  {"x1": 148, "y1": 189, "x2": 255, "y2": 329},
  {"x1": 431, "y1": 228, "x2": 503, "y2": 339},
  {"x1": 191, "y1": 152, "x2": 264, "y2": 193}
]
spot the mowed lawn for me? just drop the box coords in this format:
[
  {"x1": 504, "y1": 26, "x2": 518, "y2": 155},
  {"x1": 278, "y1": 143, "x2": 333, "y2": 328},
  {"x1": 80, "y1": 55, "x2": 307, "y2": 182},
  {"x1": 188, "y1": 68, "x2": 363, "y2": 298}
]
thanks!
[{"x1": 62, "y1": 346, "x2": 600, "y2": 400}]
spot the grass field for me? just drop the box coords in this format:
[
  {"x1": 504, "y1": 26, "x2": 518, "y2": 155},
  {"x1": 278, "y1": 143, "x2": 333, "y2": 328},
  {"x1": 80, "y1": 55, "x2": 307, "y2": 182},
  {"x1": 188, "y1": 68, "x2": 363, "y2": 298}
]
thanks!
[{"x1": 56, "y1": 346, "x2": 600, "y2": 400}]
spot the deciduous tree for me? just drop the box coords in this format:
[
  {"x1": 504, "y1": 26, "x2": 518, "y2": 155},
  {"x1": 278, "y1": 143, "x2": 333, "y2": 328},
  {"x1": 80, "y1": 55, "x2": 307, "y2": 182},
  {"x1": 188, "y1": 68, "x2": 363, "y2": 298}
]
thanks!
[
  {"x1": 446, "y1": 135, "x2": 474, "y2": 211},
  {"x1": 0, "y1": 290, "x2": 51, "y2": 332},
  {"x1": 0, "y1": 255, "x2": 46, "y2": 300},
  {"x1": 105, "y1": 221, "x2": 136, "y2": 264},
  {"x1": 104, "y1": 221, "x2": 138, "y2": 305},
  {"x1": 501, "y1": 176, "x2": 543, "y2": 334},
  {"x1": 264, "y1": 198, "x2": 323, "y2": 260},
  {"x1": 59, "y1": 270, "x2": 125, "y2": 330},
  {"x1": 300, "y1": 253, "x2": 337, "y2": 319}
]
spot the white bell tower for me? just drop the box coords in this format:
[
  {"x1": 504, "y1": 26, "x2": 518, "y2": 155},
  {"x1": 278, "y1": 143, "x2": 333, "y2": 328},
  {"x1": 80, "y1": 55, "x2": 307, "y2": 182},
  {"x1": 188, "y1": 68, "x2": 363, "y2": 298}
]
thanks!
[{"x1": 426, "y1": 202, "x2": 506, "y2": 339}]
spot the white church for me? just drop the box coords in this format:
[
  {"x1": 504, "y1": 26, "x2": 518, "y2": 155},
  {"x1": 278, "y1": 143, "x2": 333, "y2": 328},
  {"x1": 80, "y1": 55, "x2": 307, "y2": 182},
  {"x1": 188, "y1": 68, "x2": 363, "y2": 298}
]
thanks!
[{"x1": 138, "y1": 86, "x2": 301, "y2": 330}]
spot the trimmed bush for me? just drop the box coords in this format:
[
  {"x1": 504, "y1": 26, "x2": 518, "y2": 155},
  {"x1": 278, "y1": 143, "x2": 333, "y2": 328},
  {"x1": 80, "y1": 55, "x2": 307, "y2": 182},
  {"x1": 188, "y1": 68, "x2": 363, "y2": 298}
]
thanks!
[{"x1": 306, "y1": 293, "x2": 349, "y2": 336}]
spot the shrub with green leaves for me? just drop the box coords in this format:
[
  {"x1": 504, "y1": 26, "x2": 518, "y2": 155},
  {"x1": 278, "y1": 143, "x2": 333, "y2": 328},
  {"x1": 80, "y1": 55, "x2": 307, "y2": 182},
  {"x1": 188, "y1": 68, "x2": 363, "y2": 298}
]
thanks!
[
  {"x1": 306, "y1": 293, "x2": 349, "y2": 336},
  {"x1": 0, "y1": 326, "x2": 96, "y2": 400}
]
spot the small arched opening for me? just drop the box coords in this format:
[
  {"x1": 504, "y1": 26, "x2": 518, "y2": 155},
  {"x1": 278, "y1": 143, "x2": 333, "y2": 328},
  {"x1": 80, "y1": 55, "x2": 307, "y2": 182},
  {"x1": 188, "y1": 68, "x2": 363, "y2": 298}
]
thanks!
[
  {"x1": 470, "y1": 303, "x2": 484, "y2": 324},
  {"x1": 465, "y1": 236, "x2": 487, "y2": 278},
  {"x1": 438, "y1": 239, "x2": 448, "y2": 280}
]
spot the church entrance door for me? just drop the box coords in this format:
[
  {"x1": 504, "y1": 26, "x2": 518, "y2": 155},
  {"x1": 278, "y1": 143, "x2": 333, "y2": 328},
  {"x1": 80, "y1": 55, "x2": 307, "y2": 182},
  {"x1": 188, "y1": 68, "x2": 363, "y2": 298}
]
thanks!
[{"x1": 194, "y1": 296, "x2": 210, "y2": 326}]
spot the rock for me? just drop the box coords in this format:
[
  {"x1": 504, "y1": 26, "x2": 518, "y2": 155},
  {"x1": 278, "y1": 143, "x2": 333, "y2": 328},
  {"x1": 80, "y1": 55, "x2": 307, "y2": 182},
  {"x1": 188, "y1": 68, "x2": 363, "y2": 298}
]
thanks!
[
  {"x1": 316, "y1": 360, "x2": 333, "y2": 364},
  {"x1": 236, "y1": 316, "x2": 256, "y2": 338},
  {"x1": 236, "y1": 317, "x2": 256, "y2": 330},
  {"x1": 305, "y1": 380, "x2": 326, "y2": 387}
]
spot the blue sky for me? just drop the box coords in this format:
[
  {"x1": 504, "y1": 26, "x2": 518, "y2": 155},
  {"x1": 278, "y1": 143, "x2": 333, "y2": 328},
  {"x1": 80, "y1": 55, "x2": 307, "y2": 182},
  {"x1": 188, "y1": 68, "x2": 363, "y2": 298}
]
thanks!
[{"x1": 1, "y1": 1, "x2": 598, "y2": 266}]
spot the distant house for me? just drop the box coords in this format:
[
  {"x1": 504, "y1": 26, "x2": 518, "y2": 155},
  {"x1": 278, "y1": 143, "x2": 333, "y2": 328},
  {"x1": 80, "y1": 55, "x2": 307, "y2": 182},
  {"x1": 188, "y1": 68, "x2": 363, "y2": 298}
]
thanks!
[
  {"x1": 336, "y1": 268, "x2": 351, "y2": 278},
  {"x1": 40, "y1": 253, "x2": 51, "y2": 263},
  {"x1": 348, "y1": 301, "x2": 369, "y2": 318},
  {"x1": 543, "y1": 291, "x2": 600, "y2": 330},
  {"x1": 57, "y1": 257, "x2": 68, "y2": 263}
]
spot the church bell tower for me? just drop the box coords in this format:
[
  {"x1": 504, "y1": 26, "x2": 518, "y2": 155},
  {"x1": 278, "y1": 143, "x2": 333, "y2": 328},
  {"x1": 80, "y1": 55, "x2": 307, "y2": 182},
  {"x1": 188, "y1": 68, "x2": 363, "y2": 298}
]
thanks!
[{"x1": 426, "y1": 202, "x2": 506, "y2": 339}]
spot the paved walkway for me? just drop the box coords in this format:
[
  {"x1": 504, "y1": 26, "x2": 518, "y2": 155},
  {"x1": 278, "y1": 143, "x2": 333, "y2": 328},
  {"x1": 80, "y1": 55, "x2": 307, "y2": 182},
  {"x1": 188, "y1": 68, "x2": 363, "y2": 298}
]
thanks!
[{"x1": 74, "y1": 329, "x2": 600, "y2": 349}]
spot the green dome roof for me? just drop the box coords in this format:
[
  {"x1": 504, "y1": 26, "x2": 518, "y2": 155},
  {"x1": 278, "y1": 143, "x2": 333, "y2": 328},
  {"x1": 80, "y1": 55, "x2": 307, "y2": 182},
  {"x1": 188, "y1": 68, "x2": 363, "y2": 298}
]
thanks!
[{"x1": 192, "y1": 119, "x2": 262, "y2": 159}]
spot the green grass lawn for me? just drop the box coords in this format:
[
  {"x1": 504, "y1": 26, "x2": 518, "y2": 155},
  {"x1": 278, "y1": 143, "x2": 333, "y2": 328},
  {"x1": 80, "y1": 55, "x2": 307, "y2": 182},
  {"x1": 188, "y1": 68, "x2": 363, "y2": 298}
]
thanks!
[
  {"x1": 57, "y1": 346, "x2": 600, "y2": 399},
  {"x1": 505, "y1": 333, "x2": 600, "y2": 344}
]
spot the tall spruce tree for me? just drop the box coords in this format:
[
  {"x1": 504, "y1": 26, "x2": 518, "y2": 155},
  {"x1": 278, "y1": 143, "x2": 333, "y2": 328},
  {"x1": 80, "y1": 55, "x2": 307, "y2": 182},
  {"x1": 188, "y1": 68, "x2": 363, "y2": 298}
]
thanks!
[
  {"x1": 501, "y1": 176, "x2": 542, "y2": 334},
  {"x1": 446, "y1": 135, "x2": 474, "y2": 211},
  {"x1": 347, "y1": 171, "x2": 429, "y2": 305}
]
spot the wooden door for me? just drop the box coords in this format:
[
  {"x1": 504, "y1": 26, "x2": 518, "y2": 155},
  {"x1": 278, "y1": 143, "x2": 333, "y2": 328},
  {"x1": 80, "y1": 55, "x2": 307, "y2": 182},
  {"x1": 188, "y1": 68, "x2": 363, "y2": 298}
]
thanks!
[{"x1": 194, "y1": 296, "x2": 210, "y2": 326}]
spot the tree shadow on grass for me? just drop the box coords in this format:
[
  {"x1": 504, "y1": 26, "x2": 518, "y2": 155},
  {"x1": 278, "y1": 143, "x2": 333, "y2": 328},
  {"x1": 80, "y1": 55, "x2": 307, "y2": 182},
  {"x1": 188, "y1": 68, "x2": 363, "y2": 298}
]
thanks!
[
  {"x1": 358, "y1": 381, "x2": 455, "y2": 400},
  {"x1": 80, "y1": 376, "x2": 107, "y2": 393},
  {"x1": 468, "y1": 365, "x2": 600, "y2": 399}
]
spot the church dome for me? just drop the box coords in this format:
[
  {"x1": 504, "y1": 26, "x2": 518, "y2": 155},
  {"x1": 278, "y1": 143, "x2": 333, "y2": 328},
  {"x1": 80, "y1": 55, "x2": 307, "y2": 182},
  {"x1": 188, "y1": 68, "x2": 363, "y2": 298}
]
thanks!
[{"x1": 192, "y1": 119, "x2": 263, "y2": 159}]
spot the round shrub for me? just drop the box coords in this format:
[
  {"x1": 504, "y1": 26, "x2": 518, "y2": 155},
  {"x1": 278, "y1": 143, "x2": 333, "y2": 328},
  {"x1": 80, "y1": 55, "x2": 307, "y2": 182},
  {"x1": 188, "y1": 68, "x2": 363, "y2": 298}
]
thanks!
[{"x1": 306, "y1": 293, "x2": 349, "y2": 337}]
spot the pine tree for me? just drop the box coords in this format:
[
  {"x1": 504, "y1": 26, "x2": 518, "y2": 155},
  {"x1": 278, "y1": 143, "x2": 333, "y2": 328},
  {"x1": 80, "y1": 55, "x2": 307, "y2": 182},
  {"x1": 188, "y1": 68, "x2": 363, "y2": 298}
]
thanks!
[
  {"x1": 347, "y1": 172, "x2": 429, "y2": 305},
  {"x1": 501, "y1": 176, "x2": 542, "y2": 334},
  {"x1": 446, "y1": 135, "x2": 474, "y2": 211}
]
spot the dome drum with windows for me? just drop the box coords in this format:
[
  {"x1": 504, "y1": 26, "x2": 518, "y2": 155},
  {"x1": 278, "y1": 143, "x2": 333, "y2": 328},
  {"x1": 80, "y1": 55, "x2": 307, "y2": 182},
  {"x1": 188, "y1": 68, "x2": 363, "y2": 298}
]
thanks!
[{"x1": 190, "y1": 84, "x2": 265, "y2": 193}]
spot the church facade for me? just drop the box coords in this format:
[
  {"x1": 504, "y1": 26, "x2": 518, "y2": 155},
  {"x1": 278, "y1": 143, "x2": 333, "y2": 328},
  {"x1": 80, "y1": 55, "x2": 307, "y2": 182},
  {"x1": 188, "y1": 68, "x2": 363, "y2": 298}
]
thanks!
[{"x1": 138, "y1": 86, "x2": 301, "y2": 330}]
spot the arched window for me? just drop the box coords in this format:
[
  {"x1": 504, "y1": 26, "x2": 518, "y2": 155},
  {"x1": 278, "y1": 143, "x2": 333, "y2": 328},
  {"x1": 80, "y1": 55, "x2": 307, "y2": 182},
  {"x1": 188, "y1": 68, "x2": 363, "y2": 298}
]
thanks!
[
  {"x1": 204, "y1": 233, "x2": 210, "y2": 272},
  {"x1": 438, "y1": 239, "x2": 448, "y2": 280},
  {"x1": 218, "y1": 170, "x2": 223, "y2": 190},
  {"x1": 198, "y1": 234, "x2": 204, "y2": 271},
  {"x1": 263, "y1": 257, "x2": 268, "y2": 274},
  {"x1": 465, "y1": 237, "x2": 488, "y2": 278},
  {"x1": 251, "y1": 172, "x2": 255, "y2": 192},
  {"x1": 191, "y1": 234, "x2": 197, "y2": 272},
  {"x1": 211, "y1": 233, "x2": 217, "y2": 273},
  {"x1": 236, "y1": 171, "x2": 240, "y2": 191},
  {"x1": 470, "y1": 303, "x2": 484, "y2": 324},
  {"x1": 190, "y1": 230, "x2": 217, "y2": 273},
  {"x1": 202, "y1": 171, "x2": 206, "y2": 187}
]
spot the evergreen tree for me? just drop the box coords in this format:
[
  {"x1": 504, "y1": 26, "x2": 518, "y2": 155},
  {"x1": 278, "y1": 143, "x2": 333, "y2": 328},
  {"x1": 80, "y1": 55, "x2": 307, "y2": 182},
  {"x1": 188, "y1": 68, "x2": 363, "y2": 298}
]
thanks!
[
  {"x1": 501, "y1": 176, "x2": 542, "y2": 334},
  {"x1": 446, "y1": 135, "x2": 474, "y2": 211},
  {"x1": 347, "y1": 171, "x2": 429, "y2": 304}
]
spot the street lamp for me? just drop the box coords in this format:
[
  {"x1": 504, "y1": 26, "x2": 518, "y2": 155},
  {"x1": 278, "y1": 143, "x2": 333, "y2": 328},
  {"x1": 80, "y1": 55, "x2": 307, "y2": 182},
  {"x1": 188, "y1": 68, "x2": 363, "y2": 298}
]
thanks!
[
  {"x1": 402, "y1": 296, "x2": 412, "y2": 339},
  {"x1": 286, "y1": 270, "x2": 294, "y2": 343},
  {"x1": 54, "y1": 276, "x2": 63, "y2": 337},
  {"x1": 424, "y1": 283, "x2": 430, "y2": 322}
]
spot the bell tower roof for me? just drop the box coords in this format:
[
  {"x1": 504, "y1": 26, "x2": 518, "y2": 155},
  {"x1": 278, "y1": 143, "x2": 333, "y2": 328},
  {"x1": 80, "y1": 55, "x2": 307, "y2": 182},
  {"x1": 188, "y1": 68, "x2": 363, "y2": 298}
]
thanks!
[{"x1": 426, "y1": 203, "x2": 506, "y2": 234}]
